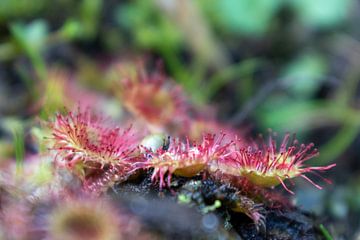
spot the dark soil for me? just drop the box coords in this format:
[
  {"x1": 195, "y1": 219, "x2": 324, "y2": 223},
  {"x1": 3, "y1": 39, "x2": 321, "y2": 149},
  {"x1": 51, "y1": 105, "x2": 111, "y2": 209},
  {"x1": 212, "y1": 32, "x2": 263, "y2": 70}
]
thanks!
[{"x1": 110, "y1": 172, "x2": 325, "y2": 240}]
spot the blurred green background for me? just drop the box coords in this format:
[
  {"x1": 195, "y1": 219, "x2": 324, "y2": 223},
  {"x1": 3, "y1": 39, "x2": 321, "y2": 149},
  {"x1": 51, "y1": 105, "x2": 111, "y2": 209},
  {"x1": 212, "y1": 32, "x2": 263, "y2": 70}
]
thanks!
[{"x1": 0, "y1": 0, "x2": 360, "y2": 238}]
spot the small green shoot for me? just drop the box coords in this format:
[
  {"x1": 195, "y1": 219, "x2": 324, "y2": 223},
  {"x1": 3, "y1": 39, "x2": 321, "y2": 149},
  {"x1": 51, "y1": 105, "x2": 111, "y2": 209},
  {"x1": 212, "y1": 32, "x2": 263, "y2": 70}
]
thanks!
[
  {"x1": 202, "y1": 200, "x2": 222, "y2": 214},
  {"x1": 178, "y1": 194, "x2": 192, "y2": 204},
  {"x1": 13, "y1": 128, "x2": 25, "y2": 174},
  {"x1": 319, "y1": 224, "x2": 333, "y2": 240}
]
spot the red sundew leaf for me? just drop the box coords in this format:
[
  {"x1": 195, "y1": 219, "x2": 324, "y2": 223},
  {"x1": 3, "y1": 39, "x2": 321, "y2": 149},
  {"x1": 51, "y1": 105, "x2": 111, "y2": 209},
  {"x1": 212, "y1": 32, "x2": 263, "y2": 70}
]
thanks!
[
  {"x1": 135, "y1": 133, "x2": 236, "y2": 190},
  {"x1": 226, "y1": 133, "x2": 336, "y2": 193},
  {"x1": 50, "y1": 109, "x2": 141, "y2": 185},
  {"x1": 113, "y1": 62, "x2": 190, "y2": 130}
]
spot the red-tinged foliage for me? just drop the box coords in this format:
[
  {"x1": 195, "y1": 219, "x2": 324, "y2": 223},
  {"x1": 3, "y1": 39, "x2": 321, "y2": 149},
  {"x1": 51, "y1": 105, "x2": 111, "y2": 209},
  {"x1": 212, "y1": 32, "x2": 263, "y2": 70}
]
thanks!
[
  {"x1": 50, "y1": 109, "x2": 142, "y2": 192},
  {"x1": 138, "y1": 133, "x2": 234, "y2": 189},
  {"x1": 52, "y1": 110, "x2": 137, "y2": 167},
  {"x1": 113, "y1": 62, "x2": 189, "y2": 132},
  {"x1": 228, "y1": 133, "x2": 336, "y2": 194}
]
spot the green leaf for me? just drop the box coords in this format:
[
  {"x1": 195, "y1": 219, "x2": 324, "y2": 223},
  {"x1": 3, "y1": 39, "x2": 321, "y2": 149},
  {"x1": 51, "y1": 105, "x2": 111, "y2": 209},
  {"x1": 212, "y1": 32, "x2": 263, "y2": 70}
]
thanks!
[
  {"x1": 12, "y1": 127, "x2": 25, "y2": 173},
  {"x1": 256, "y1": 99, "x2": 330, "y2": 132},
  {"x1": 319, "y1": 224, "x2": 333, "y2": 240},
  {"x1": 115, "y1": 1, "x2": 182, "y2": 50},
  {"x1": 10, "y1": 20, "x2": 48, "y2": 79},
  {"x1": 10, "y1": 20, "x2": 48, "y2": 52},
  {"x1": 206, "y1": 58, "x2": 260, "y2": 99},
  {"x1": 59, "y1": 19, "x2": 83, "y2": 40},
  {"x1": 316, "y1": 123, "x2": 360, "y2": 165},
  {"x1": 79, "y1": 0, "x2": 102, "y2": 38},
  {"x1": 0, "y1": 0, "x2": 45, "y2": 22},
  {"x1": 201, "y1": 0, "x2": 284, "y2": 36},
  {"x1": 291, "y1": 0, "x2": 351, "y2": 28},
  {"x1": 281, "y1": 53, "x2": 327, "y2": 98}
]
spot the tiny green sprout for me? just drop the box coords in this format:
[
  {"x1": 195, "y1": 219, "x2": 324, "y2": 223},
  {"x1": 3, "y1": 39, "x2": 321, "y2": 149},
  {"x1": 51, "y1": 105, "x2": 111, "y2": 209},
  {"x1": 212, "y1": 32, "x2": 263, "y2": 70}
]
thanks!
[
  {"x1": 178, "y1": 194, "x2": 192, "y2": 204},
  {"x1": 3, "y1": 118, "x2": 25, "y2": 173},
  {"x1": 13, "y1": 127, "x2": 25, "y2": 174},
  {"x1": 202, "y1": 200, "x2": 222, "y2": 214},
  {"x1": 319, "y1": 224, "x2": 333, "y2": 240}
]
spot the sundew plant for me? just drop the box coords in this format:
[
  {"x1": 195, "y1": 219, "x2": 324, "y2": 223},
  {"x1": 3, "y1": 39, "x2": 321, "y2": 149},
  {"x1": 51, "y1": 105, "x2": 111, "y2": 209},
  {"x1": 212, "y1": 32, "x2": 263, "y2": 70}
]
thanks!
[
  {"x1": 49, "y1": 64, "x2": 335, "y2": 228},
  {"x1": 51, "y1": 64, "x2": 336, "y2": 192},
  {"x1": 0, "y1": 62, "x2": 336, "y2": 239},
  {"x1": 2, "y1": 0, "x2": 359, "y2": 238}
]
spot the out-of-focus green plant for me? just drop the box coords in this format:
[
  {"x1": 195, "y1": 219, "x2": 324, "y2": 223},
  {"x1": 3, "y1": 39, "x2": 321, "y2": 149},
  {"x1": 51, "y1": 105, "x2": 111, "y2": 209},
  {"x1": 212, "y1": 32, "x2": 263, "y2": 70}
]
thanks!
[
  {"x1": 10, "y1": 20, "x2": 49, "y2": 80},
  {"x1": 281, "y1": 53, "x2": 327, "y2": 98},
  {"x1": 31, "y1": 127, "x2": 48, "y2": 154},
  {"x1": 0, "y1": 140, "x2": 13, "y2": 161},
  {"x1": 13, "y1": 129, "x2": 25, "y2": 173},
  {"x1": 205, "y1": 58, "x2": 261, "y2": 101},
  {"x1": 0, "y1": 0, "x2": 46, "y2": 22},
  {"x1": 115, "y1": 1, "x2": 182, "y2": 52},
  {"x1": 199, "y1": 0, "x2": 283, "y2": 36},
  {"x1": 29, "y1": 160, "x2": 53, "y2": 186},
  {"x1": 2, "y1": 118, "x2": 26, "y2": 173},
  {"x1": 115, "y1": 1, "x2": 195, "y2": 96},
  {"x1": 116, "y1": 1, "x2": 213, "y2": 102},
  {"x1": 78, "y1": 0, "x2": 102, "y2": 39},
  {"x1": 290, "y1": 0, "x2": 351, "y2": 29},
  {"x1": 319, "y1": 224, "x2": 334, "y2": 240},
  {"x1": 254, "y1": 42, "x2": 360, "y2": 165},
  {"x1": 2, "y1": 0, "x2": 102, "y2": 84},
  {"x1": 199, "y1": 0, "x2": 351, "y2": 37},
  {"x1": 255, "y1": 52, "x2": 328, "y2": 131}
]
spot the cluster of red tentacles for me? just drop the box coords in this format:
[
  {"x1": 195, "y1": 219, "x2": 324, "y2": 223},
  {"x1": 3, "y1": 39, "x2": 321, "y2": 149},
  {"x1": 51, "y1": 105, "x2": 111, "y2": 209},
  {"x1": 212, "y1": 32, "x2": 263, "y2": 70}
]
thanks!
[
  {"x1": 113, "y1": 62, "x2": 189, "y2": 130},
  {"x1": 50, "y1": 109, "x2": 335, "y2": 195},
  {"x1": 51, "y1": 109, "x2": 141, "y2": 192}
]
